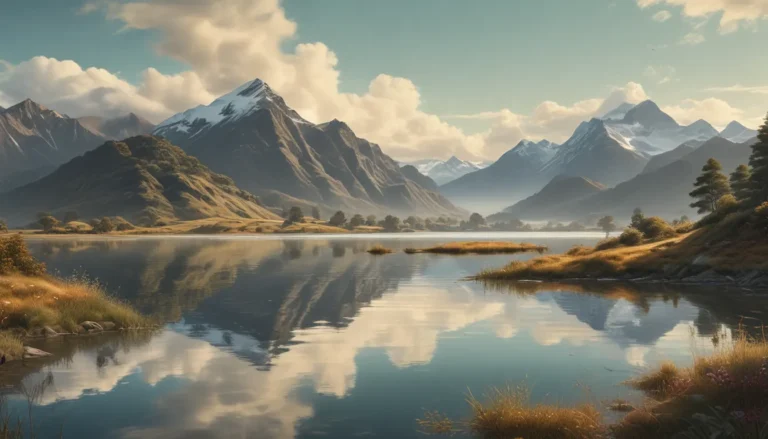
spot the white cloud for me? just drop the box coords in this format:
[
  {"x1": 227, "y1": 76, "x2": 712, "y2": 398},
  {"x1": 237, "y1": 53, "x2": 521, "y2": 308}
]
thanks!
[
  {"x1": 680, "y1": 32, "x2": 706, "y2": 45},
  {"x1": 637, "y1": 0, "x2": 768, "y2": 33},
  {"x1": 652, "y1": 10, "x2": 673, "y2": 21},
  {"x1": 662, "y1": 98, "x2": 745, "y2": 126},
  {"x1": 644, "y1": 65, "x2": 677, "y2": 84},
  {"x1": 706, "y1": 84, "x2": 768, "y2": 95}
]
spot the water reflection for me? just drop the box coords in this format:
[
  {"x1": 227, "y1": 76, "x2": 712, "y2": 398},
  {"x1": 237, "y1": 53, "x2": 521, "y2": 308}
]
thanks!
[{"x1": 6, "y1": 236, "x2": 767, "y2": 439}]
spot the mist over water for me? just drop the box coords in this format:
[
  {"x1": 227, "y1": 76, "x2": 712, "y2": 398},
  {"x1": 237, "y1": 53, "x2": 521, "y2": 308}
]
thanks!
[{"x1": 3, "y1": 234, "x2": 765, "y2": 439}]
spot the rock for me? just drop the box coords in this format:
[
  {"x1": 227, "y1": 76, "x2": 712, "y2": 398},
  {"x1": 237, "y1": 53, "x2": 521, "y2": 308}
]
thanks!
[
  {"x1": 43, "y1": 326, "x2": 59, "y2": 338},
  {"x1": 681, "y1": 269, "x2": 731, "y2": 284},
  {"x1": 692, "y1": 255, "x2": 711, "y2": 266},
  {"x1": 81, "y1": 321, "x2": 104, "y2": 332},
  {"x1": 23, "y1": 346, "x2": 52, "y2": 358},
  {"x1": 98, "y1": 321, "x2": 116, "y2": 331}
]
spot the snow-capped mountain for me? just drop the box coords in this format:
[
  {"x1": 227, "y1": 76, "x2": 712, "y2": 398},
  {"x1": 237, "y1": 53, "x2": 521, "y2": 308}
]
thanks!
[
  {"x1": 601, "y1": 101, "x2": 719, "y2": 155},
  {"x1": 402, "y1": 156, "x2": 486, "y2": 185},
  {"x1": 601, "y1": 102, "x2": 635, "y2": 121},
  {"x1": 153, "y1": 79, "x2": 464, "y2": 217},
  {"x1": 541, "y1": 118, "x2": 648, "y2": 187},
  {"x1": 0, "y1": 99, "x2": 107, "y2": 178},
  {"x1": 720, "y1": 121, "x2": 758, "y2": 143}
]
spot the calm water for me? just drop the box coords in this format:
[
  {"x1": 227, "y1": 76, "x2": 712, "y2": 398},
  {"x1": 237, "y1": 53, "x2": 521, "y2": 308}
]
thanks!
[{"x1": 3, "y1": 233, "x2": 767, "y2": 438}]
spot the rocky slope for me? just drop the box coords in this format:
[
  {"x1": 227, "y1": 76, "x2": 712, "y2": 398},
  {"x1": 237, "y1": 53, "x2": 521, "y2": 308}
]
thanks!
[
  {"x1": 0, "y1": 136, "x2": 279, "y2": 226},
  {"x1": 153, "y1": 79, "x2": 463, "y2": 217}
]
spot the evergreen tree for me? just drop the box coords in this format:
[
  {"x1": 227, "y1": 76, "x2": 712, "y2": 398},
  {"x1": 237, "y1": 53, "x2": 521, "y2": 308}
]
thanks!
[
  {"x1": 730, "y1": 164, "x2": 752, "y2": 202},
  {"x1": 630, "y1": 208, "x2": 644, "y2": 229},
  {"x1": 287, "y1": 206, "x2": 304, "y2": 224},
  {"x1": 748, "y1": 113, "x2": 768, "y2": 206},
  {"x1": 689, "y1": 158, "x2": 731, "y2": 214}
]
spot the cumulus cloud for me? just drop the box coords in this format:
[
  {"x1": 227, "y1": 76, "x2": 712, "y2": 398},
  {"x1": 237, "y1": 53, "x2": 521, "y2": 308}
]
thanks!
[
  {"x1": 652, "y1": 10, "x2": 673, "y2": 21},
  {"x1": 706, "y1": 84, "x2": 768, "y2": 95},
  {"x1": 662, "y1": 98, "x2": 745, "y2": 126},
  {"x1": 637, "y1": 0, "x2": 768, "y2": 33}
]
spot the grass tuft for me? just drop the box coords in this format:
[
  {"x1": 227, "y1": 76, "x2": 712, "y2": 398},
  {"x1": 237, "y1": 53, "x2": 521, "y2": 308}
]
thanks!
[
  {"x1": 367, "y1": 245, "x2": 394, "y2": 255},
  {"x1": 0, "y1": 332, "x2": 23, "y2": 360}
]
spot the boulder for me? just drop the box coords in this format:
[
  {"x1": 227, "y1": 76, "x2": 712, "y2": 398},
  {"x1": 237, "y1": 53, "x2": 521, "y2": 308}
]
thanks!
[
  {"x1": 98, "y1": 321, "x2": 116, "y2": 331},
  {"x1": 43, "y1": 326, "x2": 59, "y2": 338},
  {"x1": 81, "y1": 321, "x2": 104, "y2": 332},
  {"x1": 23, "y1": 346, "x2": 52, "y2": 358}
]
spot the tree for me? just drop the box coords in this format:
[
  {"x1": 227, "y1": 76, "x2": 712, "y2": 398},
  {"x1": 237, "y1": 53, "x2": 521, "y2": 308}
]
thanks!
[
  {"x1": 748, "y1": 113, "x2": 768, "y2": 206},
  {"x1": 597, "y1": 216, "x2": 616, "y2": 237},
  {"x1": 329, "y1": 211, "x2": 347, "y2": 227},
  {"x1": 404, "y1": 216, "x2": 418, "y2": 229},
  {"x1": 730, "y1": 164, "x2": 752, "y2": 203},
  {"x1": 349, "y1": 214, "x2": 365, "y2": 228},
  {"x1": 689, "y1": 158, "x2": 732, "y2": 214},
  {"x1": 311, "y1": 206, "x2": 321, "y2": 220},
  {"x1": 287, "y1": 206, "x2": 304, "y2": 224},
  {"x1": 62, "y1": 211, "x2": 79, "y2": 223},
  {"x1": 91, "y1": 217, "x2": 115, "y2": 234},
  {"x1": 0, "y1": 220, "x2": 7, "y2": 233},
  {"x1": 630, "y1": 208, "x2": 645, "y2": 229},
  {"x1": 365, "y1": 215, "x2": 377, "y2": 226},
  {"x1": 468, "y1": 213, "x2": 485, "y2": 229},
  {"x1": 382, "y1": 215, "x2": 400, "y2": 232},
  {"x1": 38, "y1": 215, "x2": 59, "y2": 232}
]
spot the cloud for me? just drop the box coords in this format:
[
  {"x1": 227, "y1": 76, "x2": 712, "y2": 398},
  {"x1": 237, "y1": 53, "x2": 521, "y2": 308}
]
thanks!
[
  {"x1": 680, "y1": 32, "x2": 706, "y2": 45},
  {"x1": 706, "y1": 84, "x2": 768, "y2": 95},
  {"x1": 637, "y1": 0, "x2": 768, "y2": 33},
  {"x1": 644, "y1": 65, "x2": 677, "y2": 84},
  {"x1": 662, "y1": 98, "x2": 745, "y2": 126},
  {"x1": 652, "y1": 10, "x2": 673, "y2": 21}
]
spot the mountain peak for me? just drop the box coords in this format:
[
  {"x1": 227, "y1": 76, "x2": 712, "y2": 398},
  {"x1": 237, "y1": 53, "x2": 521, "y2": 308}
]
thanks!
[
  {"x1": 601, "y1": 102, "x2": 635, "y2": 121},
  {"x1": 720, "y1": 120, "x2": 758, "y2": 143},
  {"x1": 621, "y1": 100, "x2": 679, "y2": 130},
  {"x1": 6, "y1": 99, "x2": 57, "y2": 117}
]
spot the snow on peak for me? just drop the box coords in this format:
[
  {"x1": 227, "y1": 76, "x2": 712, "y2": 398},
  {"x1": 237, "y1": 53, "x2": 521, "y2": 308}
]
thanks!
[
  {"x1": 154, "y1": 78, "x2": 305, "y2": 136},
  {"x1": 601, "y1": 102, "x2": 635, "y2": 121},
  {"x1": 403, "y1": 156, "x2": 485, "y2": 185}
]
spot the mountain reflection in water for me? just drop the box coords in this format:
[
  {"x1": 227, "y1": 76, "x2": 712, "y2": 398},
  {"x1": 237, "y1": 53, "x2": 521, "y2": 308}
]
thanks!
[{"x1": 3, "y1": 235, "x2": 765, "y2": 439}]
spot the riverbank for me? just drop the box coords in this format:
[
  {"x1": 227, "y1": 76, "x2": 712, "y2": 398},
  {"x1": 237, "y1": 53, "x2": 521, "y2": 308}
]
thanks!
[
  {"x1": 0, "y1": 236, "x2": 152, "y2": 363},
  {"x1": 405, "y1": 241, "x2": 548, "y2": 255},
  {"x1": 474, "y1": 210, "x2": 768, "y2": 287}
]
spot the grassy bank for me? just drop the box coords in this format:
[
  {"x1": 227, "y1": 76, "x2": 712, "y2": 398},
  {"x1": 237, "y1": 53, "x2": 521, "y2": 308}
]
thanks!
[
  {"x1": 367, "y1": 245, "x2": 394, "y2": 255},
  {"x1": 0, "y1": 235, "x2": 150, "y2": 362},
  {"x1": 405, "y1": 241, "x2": 547, "y2": 255},
  {"x1": 420, "y1": 332, "x2": 768, "y2": 438}
]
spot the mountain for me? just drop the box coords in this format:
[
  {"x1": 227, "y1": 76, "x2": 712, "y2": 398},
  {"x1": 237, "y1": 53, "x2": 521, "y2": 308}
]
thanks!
[
  {"x1": 0, "y1": 136, "x2": 279, "y2": 226},
  {"x1": 153, "y1": 79, "x2": 463, "y2": 217},
  {"x1": 403, "y1": 156, "x2": 486, "y2": 185},
  {"x1": 0, "y1": 100, "x2": 107, "y2": 178},
  {"x1": 602, "y1": 101, "x2": 719, "y2": 155},
  {"x1": 78, "y1": 113, "x2": 155, "y2": 140},
  {"x1": 540, "y1": 118, "x2": 649, "y2": 187},
  {"x1": 440, "y1": 139, "x2": 558, "y2": 213},
  {"x1": 720, "y1": 121, "x2": 758, "y2": 143},
  {"x1": 399, "y1": 165, "x2": 439, "y2": 192},
  {"x1": 0, "y1": 165, "x2": 57, "y2": 193},
  {"x1": 641, "y1": 139, "x2": 704, "y2": 174},
  {"x1": 489, "y1": 175, "x2": 606, "y2": 222},
  {"x1": 536, "y1": 136, "x2": 755, "y2": 221}
]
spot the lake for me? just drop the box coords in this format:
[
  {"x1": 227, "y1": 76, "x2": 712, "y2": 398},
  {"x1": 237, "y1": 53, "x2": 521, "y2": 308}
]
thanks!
[{"x1": 4, "y1": 233, "x2": 767, "y2": 438}]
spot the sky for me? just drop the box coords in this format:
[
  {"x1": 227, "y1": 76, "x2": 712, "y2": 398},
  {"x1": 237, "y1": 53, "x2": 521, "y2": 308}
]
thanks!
[{"x1": 1, "y1": 0, "x2": 767, "y2": 161}]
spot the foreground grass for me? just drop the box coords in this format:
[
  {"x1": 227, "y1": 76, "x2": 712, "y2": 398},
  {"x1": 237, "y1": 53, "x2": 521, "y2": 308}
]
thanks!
[
  {"x1": 367, "y1": 245, "x2": 394, "y2": 255},
  {"x1": 406, "y1": 241, "x2": 547, "y2": 255}
]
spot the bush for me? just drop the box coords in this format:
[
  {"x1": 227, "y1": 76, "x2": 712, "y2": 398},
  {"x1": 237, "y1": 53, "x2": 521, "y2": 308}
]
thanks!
[
  {"x1": 637, "y1": 217, "x2": 675, "y2": 240},
  {"x1": 595, "y1": 237, "x2": 621, "y2": 251},
  {"x1": 674, "y1": 220, "x2": 695, "y2": 234},
  {"x1": 38, "y1": 215, "x2": 60, "y2": 232},
  {"x1": 716, "y1": 193, "x2": 739, "y2": 213},
  {"x1": 618, "y1": 228, "x2": 644, "y2": 246},
  {"x1": 91, "y1": 217, "x2": 115, "y2": 234},
  {"x1": 0, "y1": 220, "x2": 7, "y2": 233},
  {"x1": 566, "y1": 245, "x2": 592, "y2": 256},
  {"x1": 0, "y1": 235, "x2": 46, "y2": 276}
]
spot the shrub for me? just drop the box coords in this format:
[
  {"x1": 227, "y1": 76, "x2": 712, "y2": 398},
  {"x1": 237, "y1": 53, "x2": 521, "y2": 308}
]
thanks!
[
  {"x1": 38, "y1": 215, "x2": 60, "y2": 232},
  {"x1": 0, "y1": 220, "x2": 7, "y2": 233},
  {"x1": 0, "y1": 235, "x2": 46, "y2": 276},
  {"x1": 674, "y1": 220, "x2": 695, "y2": 234},
  {"x1": 756, "y1": 202, "x2": 768, "y2": 225},
  {"x1": 91, "y1": 217, "x2": 116, "y2": 234},
  {"x1": 328, "y1": 211, "x2": 346, "y2": 227},
  {"x1": 566, "y1": 245, "x2": 592, "y2": 256},
  {"x1": 716, "y1": 193, "x2": 739, "y2": 213},
  {"x1": 595, "y1": 237, "x2": 621, "y2": 251},
  {"x1": 618, "y1": 228, "x2": 643, "y2": 246},
  {"x1": 637, "y1": 216, "x2": 675, "y2": 240}
]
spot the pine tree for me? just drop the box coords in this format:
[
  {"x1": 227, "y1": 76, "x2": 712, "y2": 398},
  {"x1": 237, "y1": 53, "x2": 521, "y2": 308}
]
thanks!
[
  {"x1": 689, "y1": 158, "x2": 731, "y2": 214},
  {"x1": 748, "y1": 113, "x2": 768, "y2": 206},
  {"x1": 730, "y1": 164, "x2": 752, "y2": 202}
]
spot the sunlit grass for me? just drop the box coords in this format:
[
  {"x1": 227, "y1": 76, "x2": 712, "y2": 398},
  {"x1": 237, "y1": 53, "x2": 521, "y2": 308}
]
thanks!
[
  {"x1": 405, "y1": 241, "x2": 547, "y2": 255},
  {"x1": 367, "y1": 245, "x2": 394, "y2": 255}
]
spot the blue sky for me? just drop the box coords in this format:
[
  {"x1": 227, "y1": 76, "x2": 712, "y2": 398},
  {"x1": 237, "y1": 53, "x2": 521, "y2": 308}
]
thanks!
[{"x1": 1, "y1": 0, "x2": 766, "y2": 160}]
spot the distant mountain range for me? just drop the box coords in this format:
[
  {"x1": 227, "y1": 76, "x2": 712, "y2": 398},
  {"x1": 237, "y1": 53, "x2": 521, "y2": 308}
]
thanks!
[
  {"x1": 77, "y1": 113, "x2": 155, "y2": 140},
  {"x1": 0, "y1": 136, "x2": 279, "y2": 226},
  {"x1": 440, "y1": 100, "x2": 757, "y2": 214},
  {"x1": 401, "y1": 156, "x2": 488, "y2": 185},
  {"x1": 153, "y1": 79, "x2": 464, "y2": 217}
]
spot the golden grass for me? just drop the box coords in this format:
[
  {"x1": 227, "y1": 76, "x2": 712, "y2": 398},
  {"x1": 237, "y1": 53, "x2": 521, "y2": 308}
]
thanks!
[
  {"x1": 468, "y1": 386, "x2": 603, "y2": 439},
  {"x1": 0, "y1": 274, "x2": 151, "y2": 335},
  {"x1": 475, "y1": 235, "x2": 686, "y2": 281},
  {"x1": 0, "y1": 332, "x2": 23, "y2": 360},
  {"x1": 406, "y1": 241, "x2": 547, "y2": 255},
  {"x1": 367, "y1": 245, "x2": 394, "y2": 255}
]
